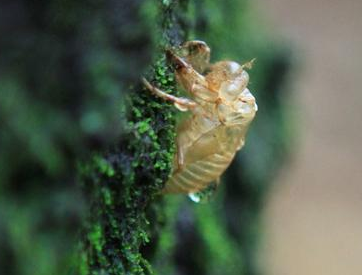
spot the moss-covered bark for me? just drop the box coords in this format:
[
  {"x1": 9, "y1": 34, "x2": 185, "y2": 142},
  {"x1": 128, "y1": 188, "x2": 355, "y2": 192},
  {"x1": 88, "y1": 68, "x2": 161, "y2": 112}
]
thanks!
[{"x1": 78, "y1": 1, "x2": 190, "y2": 274}]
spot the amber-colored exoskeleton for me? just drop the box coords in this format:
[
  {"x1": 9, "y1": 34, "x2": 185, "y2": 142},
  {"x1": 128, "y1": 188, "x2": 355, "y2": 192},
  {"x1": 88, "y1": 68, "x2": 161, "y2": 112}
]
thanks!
[{"x1": 142, "y1": 41, "x2": 257, "y2": 194}]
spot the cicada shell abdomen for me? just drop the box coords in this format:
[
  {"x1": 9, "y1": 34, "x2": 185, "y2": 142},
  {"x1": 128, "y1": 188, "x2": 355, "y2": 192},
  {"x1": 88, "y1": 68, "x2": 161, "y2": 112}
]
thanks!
[
  {"x1": 164, "y1": 151, "x2": 234, "y2": 193},
  {"x1": 163, "y1": 124, "x2": 246, "y2": 193}
]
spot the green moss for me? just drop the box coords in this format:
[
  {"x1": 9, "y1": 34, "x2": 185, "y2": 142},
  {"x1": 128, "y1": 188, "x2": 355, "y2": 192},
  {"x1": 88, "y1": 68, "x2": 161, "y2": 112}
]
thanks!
[
  {"x1": 136, "y1": 119, "x2": 152, "y2": 134},
  {"x1": 93, "y1": 156, "x2": 115, "y2": 177},
  {"x1": 87, "y1": 224, "x2": 103, "y2": 253},
  {"x1": 101, "y1": 188, "x2": 112, "y2": 206},
  {"x1": 79, "y1": 1, "x2": 190, "y2": 274},
  {"x1": 79, "y1": 252, "x2": 89, "y2": 275}
]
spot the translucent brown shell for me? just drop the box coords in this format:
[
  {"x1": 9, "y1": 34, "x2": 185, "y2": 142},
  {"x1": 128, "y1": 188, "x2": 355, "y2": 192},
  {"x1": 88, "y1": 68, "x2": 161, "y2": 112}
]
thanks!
[{"x1": 143, "y1": 40, "x2": 257, "y2": 194}]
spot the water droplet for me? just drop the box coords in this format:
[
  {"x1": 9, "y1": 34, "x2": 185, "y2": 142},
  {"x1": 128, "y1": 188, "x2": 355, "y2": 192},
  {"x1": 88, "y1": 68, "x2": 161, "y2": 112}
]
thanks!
[
  {"x1": 188, "y1": 182, "x2": 218, "y2": 204},
  {"x1": 188, "y1": 192, "x2": 201, "y2": 203}
]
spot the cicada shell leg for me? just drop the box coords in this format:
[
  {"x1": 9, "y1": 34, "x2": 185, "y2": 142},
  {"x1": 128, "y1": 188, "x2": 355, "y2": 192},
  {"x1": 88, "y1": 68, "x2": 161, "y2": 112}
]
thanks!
[
  {"x1": 142, "y1": 77, "x2": 197, "y2": 112},
  {"x1": 215, "y1": 177, "x2": 220, "y2": 186},
  {"x1": 180, "y1": 40, "x2": 211, "y2": 73},
  {"x1": 166, "y1": 50, "x2": 207, "y2": 88},
  {"x1": 166, "y1": 51, "x2": 218, "y2": 103},
  {"x1": 176, "y1": 139, "x2": 185, "y2": 172}
]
